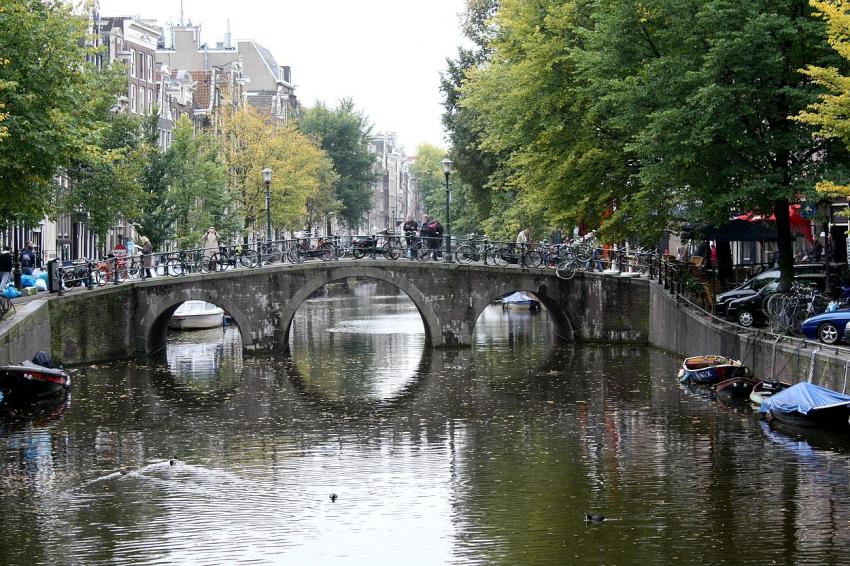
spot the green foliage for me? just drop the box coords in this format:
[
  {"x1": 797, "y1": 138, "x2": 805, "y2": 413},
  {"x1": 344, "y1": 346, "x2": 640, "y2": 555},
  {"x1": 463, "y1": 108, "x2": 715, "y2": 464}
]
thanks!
[
  {"x1": 298, "y1": 99, "x2": 375, "y2": 228},
  {"x1": 220, "y1": 108, "x2": 338, "y2": 236},
  {"x1": 451, "y1": 0, "x2": 850, "y2": 286},
  {"x1": 0, "y1": 0, "x2": 121, "y2": 228}
]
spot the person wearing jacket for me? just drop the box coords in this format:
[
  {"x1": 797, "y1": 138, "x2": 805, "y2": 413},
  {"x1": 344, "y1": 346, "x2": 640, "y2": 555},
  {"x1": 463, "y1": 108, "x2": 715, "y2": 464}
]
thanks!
[
  {"x1": 0, "y1": 246, "x2": 12, "y2": 289},
  {"x1": 19, "y1": 242, "x2": 36, "y2": 276}
]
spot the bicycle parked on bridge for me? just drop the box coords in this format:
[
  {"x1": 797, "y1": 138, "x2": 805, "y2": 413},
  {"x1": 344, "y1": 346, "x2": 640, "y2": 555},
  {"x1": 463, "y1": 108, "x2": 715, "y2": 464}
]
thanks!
[
  {"x1": 164, "y1": 249, "x2": 209, "y2": 276},
  {"x1": 208, "y1": 245, "x2": 259, "y2": 271},
  {"x1": 287, "y1": 233, "x2": 337, "y2": 263},
  {"x1": 351, "y1": 231, "x2": 401, "y2": 260},
  {"x1": 454, "y1": 234, "x2": 490, "y2": 264}
]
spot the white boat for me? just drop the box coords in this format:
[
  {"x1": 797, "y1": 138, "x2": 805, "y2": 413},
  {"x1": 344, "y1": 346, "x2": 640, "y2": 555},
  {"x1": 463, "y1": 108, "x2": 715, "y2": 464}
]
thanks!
[
  {"x1": 168, "y1": 300, "x2": 225, "y2": 330},
  {"x1": 501, "y1": 291, "x2": 540, "y2": 310}
]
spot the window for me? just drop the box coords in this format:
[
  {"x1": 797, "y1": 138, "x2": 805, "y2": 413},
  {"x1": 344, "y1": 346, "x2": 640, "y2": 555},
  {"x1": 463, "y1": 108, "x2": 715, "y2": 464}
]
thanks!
[
  {"x1": 147, "y1": 88, "x2": 153, "y2": 114},
  {"x1": 130, "y1": 48, "x2": 136, "y2": 77},
  {"x1": 147, "y1": 54, "x2": 153, "y2": 82},
  {"x1": 129, "y1": 84, "x2": 136, "y2": 113}
]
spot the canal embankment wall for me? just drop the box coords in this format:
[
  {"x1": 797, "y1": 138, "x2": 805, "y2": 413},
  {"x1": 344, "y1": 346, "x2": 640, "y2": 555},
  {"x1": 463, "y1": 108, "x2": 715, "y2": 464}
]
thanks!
[
  {"x1": 648, "y1": 284, "x2": 850, "y2": 392},
  {"x1": 2, "y1": 272, "x2": 849, "y2": 392}
]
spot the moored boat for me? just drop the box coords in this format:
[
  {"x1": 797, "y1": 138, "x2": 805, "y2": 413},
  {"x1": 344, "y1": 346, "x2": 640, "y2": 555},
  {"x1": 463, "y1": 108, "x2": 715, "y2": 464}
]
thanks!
[
  {"x1": 715, "y1": 376, "x2": 758, "y2": 401},
  {"x1": 759, "y1": 382, "x2": 850, "y2": 430},
  {"x1": 169, "y1": 300, "x2": 225, "y2": 330},
  {"x1": 678, "y1": 355, "x2": 748, "y2": 385},
  {"x1": 749, "y1": 380, "x2": 791, "y2": 409},
  {"x1": 501, "y1": 291, "x2": 540, "y2": 311},
  {"x1": 0, "y1": 352, "x2": 70, "y2": 403}
]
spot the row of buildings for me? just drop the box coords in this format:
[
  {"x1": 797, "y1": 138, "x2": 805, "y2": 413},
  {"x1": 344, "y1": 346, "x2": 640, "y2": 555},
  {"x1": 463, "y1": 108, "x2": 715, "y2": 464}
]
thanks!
[{"x1": 3, "y1": 6, "x2": 423, "y2": 266}]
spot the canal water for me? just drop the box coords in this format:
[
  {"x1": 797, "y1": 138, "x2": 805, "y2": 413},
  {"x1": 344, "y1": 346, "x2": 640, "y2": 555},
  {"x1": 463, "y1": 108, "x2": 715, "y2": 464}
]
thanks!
[{"x1": 2, "y1": 280, "x2": 850, "y2": 564}]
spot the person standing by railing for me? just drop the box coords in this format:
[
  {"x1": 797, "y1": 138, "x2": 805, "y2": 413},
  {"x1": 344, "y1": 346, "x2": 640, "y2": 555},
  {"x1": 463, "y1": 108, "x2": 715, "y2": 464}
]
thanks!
[
  {"x1": 140, "y1": 236, "x2": 153, "y2": 279},
  {"x1": 0, "y1": 246, "x2": 11, "y2": 289},
  {"x1": 403, "y1": 214, "x2": 418, "y2": 259}
]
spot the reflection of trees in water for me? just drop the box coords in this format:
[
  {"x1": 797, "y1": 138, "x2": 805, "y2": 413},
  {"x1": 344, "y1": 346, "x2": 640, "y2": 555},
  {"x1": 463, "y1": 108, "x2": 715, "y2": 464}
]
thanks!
[{"x1": 289, "y1": 278, "x2": 425, "y2": 402}]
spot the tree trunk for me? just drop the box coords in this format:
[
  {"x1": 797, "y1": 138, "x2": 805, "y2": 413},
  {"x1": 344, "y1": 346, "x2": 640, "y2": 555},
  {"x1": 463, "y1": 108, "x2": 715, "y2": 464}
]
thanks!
[{"x1": 773, "y1": 198, "x2": 793, "y2": 292}]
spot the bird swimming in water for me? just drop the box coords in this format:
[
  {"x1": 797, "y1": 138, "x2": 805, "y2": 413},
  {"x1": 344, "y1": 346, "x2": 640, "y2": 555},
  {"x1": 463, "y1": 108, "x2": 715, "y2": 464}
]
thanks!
[
  {"x1": 330, "y1": 493, "x2": 338, "y2": 502},
  {"x1": 585, "y1": 514, "x2": 605, "y2": 522},
  {"x1": 169, "y1": 459, "x2": 176, "y2": 466}
]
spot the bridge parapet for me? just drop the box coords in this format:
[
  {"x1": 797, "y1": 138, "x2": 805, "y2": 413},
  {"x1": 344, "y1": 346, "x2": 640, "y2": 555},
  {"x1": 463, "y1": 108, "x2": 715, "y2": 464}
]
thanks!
[{"x1": 47, "y1": 260, "x2": 650, "y2": 365}]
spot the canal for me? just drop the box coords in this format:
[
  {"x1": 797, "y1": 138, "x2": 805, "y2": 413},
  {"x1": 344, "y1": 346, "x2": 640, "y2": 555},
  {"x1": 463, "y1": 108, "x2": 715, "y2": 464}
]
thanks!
[{"x1": 2, "y1": 279, "x2": 850, "y2": 564}]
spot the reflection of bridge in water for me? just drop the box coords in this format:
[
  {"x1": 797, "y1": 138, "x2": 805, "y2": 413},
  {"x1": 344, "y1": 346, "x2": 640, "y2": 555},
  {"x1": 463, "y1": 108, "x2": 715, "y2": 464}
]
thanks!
[{"x1": 50, "y1": 260, "x2": 652, "y2": 365}]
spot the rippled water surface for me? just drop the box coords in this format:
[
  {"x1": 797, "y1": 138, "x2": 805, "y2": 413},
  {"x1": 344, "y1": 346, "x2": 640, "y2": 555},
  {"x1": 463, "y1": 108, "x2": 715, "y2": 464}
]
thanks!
[{"x1": 3, "y1": 280, "x2": 850, "y2": 564}]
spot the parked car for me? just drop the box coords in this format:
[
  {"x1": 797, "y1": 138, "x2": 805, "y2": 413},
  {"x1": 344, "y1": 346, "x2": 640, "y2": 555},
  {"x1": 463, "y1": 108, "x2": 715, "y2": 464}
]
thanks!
[
  {"x1": 801, "y1": 309, "x2": 850, "y2": 344},
  {"x1": 726, "y1": 274, "x2": 826, "y2": 328},
  {"x1": 716, "y1": 263, "x2": 843, "y2": 317}
]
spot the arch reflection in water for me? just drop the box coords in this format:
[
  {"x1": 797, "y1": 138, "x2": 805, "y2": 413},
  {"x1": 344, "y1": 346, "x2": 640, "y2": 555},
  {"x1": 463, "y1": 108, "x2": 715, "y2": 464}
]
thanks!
[
  {"x1": 150, "y1": 327, "x2": 244, "y2": 406},
  {"x1": 473, "y1": 300, "x2": 557, "y2": 369},
  {"x1": 288, "y1": 278, "x2": 425, "y2": 402}
]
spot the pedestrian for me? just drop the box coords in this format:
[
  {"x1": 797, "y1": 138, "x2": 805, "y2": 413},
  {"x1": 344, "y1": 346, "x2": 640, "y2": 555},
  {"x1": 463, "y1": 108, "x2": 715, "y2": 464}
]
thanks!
[
  {"x1": 0, "y1": 246, "x2": 11, "y2": 289},
  {"x1": 583, "y1": 230, "x2": 604, "y2": 272},
  {"x1": 403, "y1": 214, "x2": 418, "y2": 258},
  {"x1": 19, "y1": 242, "x2": 36, "y2": 276},
  {"x1": 140, "y1": 236, "x2": 153, "y2": 279},
  {"x1": 420, "y1": 214, "x2": 431, "y2": 252},
  {"x1": 516, "y1": 228, "x2": 530, "y2": 245},
  {"x1": 201, "y1": 227, "x2": 219, "y2": 259},
  {"x1": 429, "y1": 217, "x2": 444, "y2": 260}
]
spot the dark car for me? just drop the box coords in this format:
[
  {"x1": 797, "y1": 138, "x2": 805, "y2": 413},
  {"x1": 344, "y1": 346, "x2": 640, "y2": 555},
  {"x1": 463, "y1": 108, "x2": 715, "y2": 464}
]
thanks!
[
  {"x1": 726, "y1": 274, "x2": 826, "y2": 328},
  {"x1": 715, "y1": 270, "x2": 780, "y2": 316},
  {"x1": 715, "y1": 263, "x2": 841, "y2": 317}
]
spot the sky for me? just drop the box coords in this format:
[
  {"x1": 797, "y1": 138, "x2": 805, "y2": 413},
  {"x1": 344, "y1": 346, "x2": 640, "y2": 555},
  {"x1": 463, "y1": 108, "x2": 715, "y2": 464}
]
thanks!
[{"x1": 95, "y1": 0, "x2": 469, "y2": 153}]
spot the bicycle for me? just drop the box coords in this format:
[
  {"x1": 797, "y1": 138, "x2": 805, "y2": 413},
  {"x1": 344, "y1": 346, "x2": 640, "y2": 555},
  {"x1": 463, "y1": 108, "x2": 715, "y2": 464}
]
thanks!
[
  {"x1": 257, "y1": 241, "x2": 285, "y2": 265},
  {"x1": 0, "y1": 294, "x2": 15, "y2": 321},
  {"x1": 555, "y1": 255, "x2": 580, "y2": 280},
  {"x1": 454, "y1": 234, "x2": 489, "y2": 264},
  {"x1": 287, "y1": 235, "x2": 337, "y2": 263},
  {"x1": 164, "y1": 249, "x2": 209, "y2": 276},
  {"x1": 351, "y1": 233, "x2": 401, "y2": 260},
  {"x1": 209, "y1": 245, "x2": 259, "y2": 271}
]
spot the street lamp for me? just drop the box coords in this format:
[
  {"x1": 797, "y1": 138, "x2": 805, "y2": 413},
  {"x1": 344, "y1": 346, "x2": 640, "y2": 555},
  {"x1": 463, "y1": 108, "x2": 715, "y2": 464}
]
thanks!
[
  {"x1": 442, "y1": 158, "x2": 453, "y2": 263},
  {"x1": 262, "y1": 167, "x2": 273, "y2": 243}
]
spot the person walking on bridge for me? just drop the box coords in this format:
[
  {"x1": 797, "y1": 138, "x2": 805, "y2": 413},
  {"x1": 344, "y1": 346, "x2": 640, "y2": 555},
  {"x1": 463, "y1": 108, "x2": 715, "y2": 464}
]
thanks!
[{"x1": 140, "y1": 236, "x2": 153, "y2": 279}]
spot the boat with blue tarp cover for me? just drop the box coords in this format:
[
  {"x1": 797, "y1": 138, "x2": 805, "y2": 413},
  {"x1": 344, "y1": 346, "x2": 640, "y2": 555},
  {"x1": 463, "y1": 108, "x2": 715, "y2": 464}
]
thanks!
[
  {"x1": 678, "y1": 355, "x2": 749, "y2": 385},
  {"x1": 501, "y1": 291, "x2": 540, "y2": 310},
  {"x1": 759, "y1": 382, "x2": 850, "y2": 430}
]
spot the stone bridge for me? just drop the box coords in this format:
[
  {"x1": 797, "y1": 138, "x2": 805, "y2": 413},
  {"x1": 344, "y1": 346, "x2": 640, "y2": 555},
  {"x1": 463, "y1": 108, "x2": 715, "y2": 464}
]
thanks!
[{"x1": 47, "y1": 260, "x2": 651, "y2": 365}]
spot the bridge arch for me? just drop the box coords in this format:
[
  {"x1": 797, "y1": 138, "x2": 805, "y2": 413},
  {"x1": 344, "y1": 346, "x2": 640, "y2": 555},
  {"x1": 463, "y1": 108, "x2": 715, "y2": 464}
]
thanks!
[
  {"x1": 470, "y1": 280, "x2": 576, "y2": 342},
  {"x1": 279, "y1": 266, "x2": 443, "y2": 347},
  {"x1": 141, "y1": 289, "x2": 251, "y2": 355}
]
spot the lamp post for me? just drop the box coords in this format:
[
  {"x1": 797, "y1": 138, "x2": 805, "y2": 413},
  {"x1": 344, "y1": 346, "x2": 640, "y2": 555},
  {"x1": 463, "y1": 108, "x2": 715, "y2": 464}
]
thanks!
[
  {"x1": 442, "y1": 158, "x2": 453, "y2": 263},
  {"x1": 262, "y1": 167, "x2": 273, "y2": 243}
]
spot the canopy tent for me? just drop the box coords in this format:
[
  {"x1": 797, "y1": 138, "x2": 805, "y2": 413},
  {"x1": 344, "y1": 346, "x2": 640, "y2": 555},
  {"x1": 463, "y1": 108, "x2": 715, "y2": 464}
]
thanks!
[
  {"x1": 736, "y1": 203, "x2": 813, "y2": 243},
  {"x1": 703, "y1": 219, "x2": 777, "y2": 242}
]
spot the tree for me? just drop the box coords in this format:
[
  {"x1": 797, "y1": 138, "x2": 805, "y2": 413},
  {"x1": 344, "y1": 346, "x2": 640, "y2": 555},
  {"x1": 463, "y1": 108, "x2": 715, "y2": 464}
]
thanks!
[
  {"x1": 440, "y1": 0, "x2": 502, "y2": 228},
  {"x1": 298, "y1": 99, "x2": 375, "y2": 228},
  {"x1": 795, "y1": 0, "x2": 850, "y2": 195},
  {"x1": 219, "y1": 107, "x2": 338, "y2": 236},
  {"x1": 63, "y1": 110, "x2": 146, "y2": 241},
  {"x1": 133, "y1": 113, "x2": 176, "y2": 249},
  {"x1": 0, "y1": 0, "x2": 118, "y2": 227},
  {"x1": 166, "y1": 116, "x2": 239, "y2": 247},
  {"x1": 411, "y1": 143, "x2": 482, "y2": 238}
]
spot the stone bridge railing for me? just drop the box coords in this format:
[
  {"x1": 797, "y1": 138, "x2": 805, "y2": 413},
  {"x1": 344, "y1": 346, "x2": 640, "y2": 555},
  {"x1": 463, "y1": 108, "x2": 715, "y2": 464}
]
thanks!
[{"x1": 43, "y1": 259, "x2": 652, "y2": 365}]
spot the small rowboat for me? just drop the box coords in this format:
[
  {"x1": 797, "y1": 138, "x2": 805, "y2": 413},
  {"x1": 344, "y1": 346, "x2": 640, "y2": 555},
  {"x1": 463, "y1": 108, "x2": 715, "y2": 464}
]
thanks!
[
  {"x1": 715, "y1": 376, "x2": 758, "y2": 401},
  {"x1": 759, "y1": 382, "x2": 850, "y2": 430},
  {"x1": 0, "y1": 355, "x2": 71, "y2": 403},
  {"x1": 749, "y1": 380, "x2": 791, "y2": 410},
  {"x1": 678, "y1": 355, "x2": 748, "y2": 385},
  {"x1": 169, "y1": 300, "x2": 225, "y2": 330}
]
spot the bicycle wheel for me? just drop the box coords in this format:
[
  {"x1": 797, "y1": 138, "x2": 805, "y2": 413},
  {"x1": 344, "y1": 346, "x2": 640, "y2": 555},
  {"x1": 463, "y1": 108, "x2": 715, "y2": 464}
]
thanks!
[
  {"x1": 492, "y1": 246, "x2": 511, "y2": 266},
  {"x1": 164, "y1": 258, "x2": 184, "y2": 277},
  {"x1": 455, "y1": 244, "x2": 475, "y2": 264},
  {"x1": 318, "y1": 242, "x2": 336, "y2": 261},
  {"x1": 411, "y1": 241, "x2": 428, "y2": 261},
  {"x1": 289, "y1": 246, "x2": 306, "y2": 264},
  {"x1": 352, "y1": 244, "x2": 367, "y2": 260},
  {"x1": 239, "y1": 250, "x2": 259, "y2": 268},
  {"x1": 575, "y1": 244, "x2": 592, "y2": 263},
  {"x1": 265, "y1": 246, "x2": 283, "y2": 264},
  {"x1": 556, "y1": 260, "x2": 577, "y2": 280},
  {"x1": 523, "y1": 250, "x2": 542, "y2": 268},
  {"x1": 383, "y1": 243, "x2": 400, "y2": 260},
  {"x1": 764, "y1": 293, "x2": 785, "y2": 318}
]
